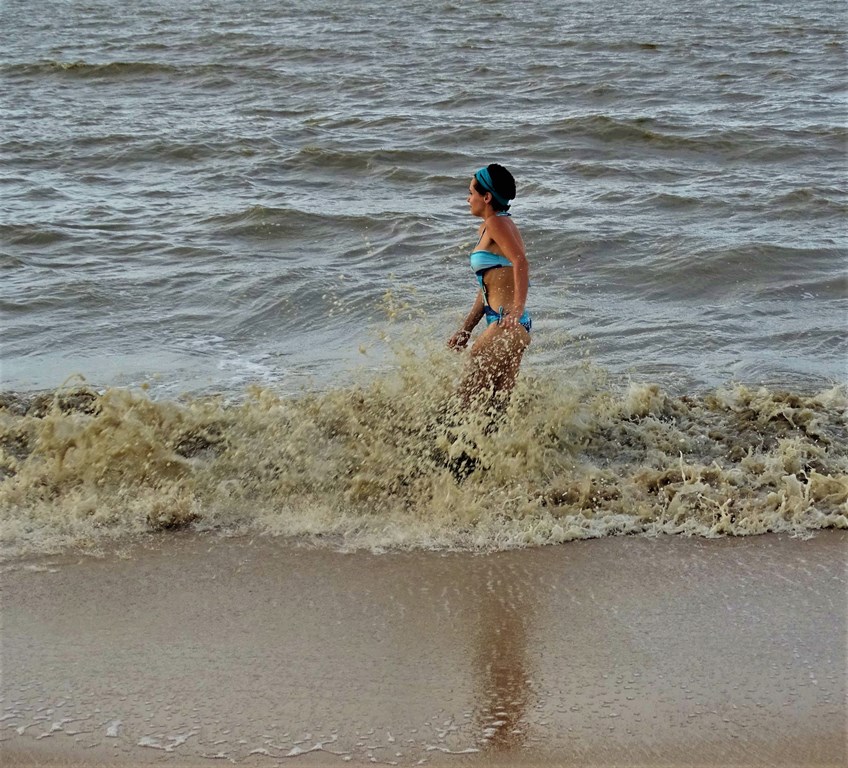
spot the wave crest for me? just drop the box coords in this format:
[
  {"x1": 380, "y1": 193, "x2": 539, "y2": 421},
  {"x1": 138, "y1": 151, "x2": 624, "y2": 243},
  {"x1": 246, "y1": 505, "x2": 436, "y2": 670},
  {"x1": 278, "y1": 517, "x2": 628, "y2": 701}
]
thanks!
[
  {"x1": 3, "y1": 60, "x2": 181, "y2": 79},
  {"x1": 1, "y1": 354, "x2": 846, "y2": 558}
]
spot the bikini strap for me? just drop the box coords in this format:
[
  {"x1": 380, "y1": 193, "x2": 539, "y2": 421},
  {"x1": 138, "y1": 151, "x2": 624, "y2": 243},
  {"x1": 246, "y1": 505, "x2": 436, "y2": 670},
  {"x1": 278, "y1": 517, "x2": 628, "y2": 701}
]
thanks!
[{"x1": 476, "y1": 212, "x2": 511, "y2": 245}]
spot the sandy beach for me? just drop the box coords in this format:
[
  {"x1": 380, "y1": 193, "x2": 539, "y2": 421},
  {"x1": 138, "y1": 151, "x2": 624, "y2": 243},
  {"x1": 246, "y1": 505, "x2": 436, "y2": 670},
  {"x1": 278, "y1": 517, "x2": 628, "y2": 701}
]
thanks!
[{"x1": 1, "y1": 531, "x2": 845, "y2": 767}]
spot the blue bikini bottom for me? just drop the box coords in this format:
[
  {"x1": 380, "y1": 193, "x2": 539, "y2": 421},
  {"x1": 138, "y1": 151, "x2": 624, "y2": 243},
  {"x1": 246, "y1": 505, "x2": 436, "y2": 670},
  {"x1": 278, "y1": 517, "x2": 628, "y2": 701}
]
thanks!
[{"x1": 484, "y1": 305, "x2": 532, "y2": 333}]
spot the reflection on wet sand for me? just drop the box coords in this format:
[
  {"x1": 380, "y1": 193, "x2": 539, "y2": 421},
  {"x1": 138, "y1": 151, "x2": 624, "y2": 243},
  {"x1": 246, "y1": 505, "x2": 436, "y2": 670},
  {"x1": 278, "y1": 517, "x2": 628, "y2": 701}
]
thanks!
[{"x1": 473, "y1": 561, "x2": 534, "y2": 751}]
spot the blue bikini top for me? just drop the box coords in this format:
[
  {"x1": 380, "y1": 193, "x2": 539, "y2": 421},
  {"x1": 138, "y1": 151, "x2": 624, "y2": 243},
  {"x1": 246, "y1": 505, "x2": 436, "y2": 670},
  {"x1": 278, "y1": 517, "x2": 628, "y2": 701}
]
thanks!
[
  {"x1": 470, "y1": 212, "x2": 513, "y2": 275},
  {"x1": 470, "y1": 249, "x2": 513, "y2": 273}
]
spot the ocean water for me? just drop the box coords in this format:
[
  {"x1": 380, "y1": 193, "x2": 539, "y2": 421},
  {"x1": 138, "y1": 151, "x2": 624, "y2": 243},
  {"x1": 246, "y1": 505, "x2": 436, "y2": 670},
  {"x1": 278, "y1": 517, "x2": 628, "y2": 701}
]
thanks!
[{"x1": 1, "y1": 0, "x2": 846, "y2": 555}]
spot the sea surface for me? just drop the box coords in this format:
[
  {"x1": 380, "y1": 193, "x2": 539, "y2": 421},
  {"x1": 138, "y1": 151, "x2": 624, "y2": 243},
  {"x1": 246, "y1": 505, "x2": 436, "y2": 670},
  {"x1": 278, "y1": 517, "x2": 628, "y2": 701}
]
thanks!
[{"x1": 1, "y1": 0, "x2": 846, "y2": 556}]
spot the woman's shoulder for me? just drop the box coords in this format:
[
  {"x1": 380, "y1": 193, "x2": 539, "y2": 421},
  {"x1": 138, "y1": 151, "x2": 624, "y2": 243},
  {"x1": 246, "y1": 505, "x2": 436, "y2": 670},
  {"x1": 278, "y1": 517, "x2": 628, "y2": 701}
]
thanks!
[
  {"x1": 487, "y1": 212, "x2": 518, "y2": 233},
  {"x1": 486, "y1": 211, "x2": 525, "y2": 257}
]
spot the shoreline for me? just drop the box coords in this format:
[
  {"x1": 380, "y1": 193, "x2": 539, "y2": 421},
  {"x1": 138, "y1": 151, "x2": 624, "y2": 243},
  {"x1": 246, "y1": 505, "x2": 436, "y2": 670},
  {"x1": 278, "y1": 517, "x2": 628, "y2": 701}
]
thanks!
[{"x1": 2, "y1": 531, "x2": 846, "y2": 767}]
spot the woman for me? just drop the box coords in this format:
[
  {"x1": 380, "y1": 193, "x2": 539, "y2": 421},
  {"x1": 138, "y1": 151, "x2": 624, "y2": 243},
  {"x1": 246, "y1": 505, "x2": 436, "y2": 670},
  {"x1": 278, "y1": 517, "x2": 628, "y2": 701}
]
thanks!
[{"x1": 448, "y1": 164, "x2": 531, "y2": 406}]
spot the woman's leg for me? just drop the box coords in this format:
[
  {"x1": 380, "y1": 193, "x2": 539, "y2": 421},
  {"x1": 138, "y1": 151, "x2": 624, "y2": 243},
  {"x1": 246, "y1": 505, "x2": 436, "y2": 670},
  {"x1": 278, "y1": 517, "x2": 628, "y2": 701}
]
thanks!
[{"x1": 458, "y1": 323, "x2": 530, "y2": 408}]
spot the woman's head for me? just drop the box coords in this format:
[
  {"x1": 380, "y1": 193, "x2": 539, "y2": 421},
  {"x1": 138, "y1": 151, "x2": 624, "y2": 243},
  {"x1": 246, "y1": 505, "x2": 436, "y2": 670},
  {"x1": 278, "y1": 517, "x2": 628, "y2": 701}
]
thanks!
[{"x1": 471, "y1": 164, "x2": 516, "y2": 212}]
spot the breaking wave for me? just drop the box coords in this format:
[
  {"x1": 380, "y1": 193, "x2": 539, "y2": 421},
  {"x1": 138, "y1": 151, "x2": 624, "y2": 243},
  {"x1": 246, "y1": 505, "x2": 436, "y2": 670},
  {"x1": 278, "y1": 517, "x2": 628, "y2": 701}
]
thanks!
[{"x1": 1, "y1": 345, "x2": 845, "y2": 559}]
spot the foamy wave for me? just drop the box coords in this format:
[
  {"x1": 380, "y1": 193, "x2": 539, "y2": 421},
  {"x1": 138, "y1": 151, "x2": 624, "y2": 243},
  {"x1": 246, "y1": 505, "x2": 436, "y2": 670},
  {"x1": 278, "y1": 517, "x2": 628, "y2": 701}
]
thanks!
[{"x1": 1, "y1": 351, "x2": 846, "y2": 558}]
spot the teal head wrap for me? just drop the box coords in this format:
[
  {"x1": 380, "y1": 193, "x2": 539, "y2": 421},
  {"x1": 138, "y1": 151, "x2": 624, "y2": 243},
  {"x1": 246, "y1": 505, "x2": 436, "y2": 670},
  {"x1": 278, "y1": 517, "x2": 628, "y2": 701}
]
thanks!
[{"x1": 474, "y1": 167, "x2": 511, "y2": 207}]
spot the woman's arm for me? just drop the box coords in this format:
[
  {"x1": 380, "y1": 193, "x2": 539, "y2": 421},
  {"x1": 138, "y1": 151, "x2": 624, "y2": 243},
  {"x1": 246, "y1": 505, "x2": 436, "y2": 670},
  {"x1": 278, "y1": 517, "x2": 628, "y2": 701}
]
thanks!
[
  {"x1": 506, "y1": 253, "x2": 529, "y2": 319},
  {"x1": 448, "y1": 289, "x2": 484, "y2": 349}
]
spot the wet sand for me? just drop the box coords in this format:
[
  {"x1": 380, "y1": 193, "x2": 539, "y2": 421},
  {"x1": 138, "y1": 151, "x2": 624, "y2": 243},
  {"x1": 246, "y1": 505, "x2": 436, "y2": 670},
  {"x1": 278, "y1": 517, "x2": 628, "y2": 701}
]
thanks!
[{"x1": 1, "y1": 531, "x2": 845, "y2": 767}]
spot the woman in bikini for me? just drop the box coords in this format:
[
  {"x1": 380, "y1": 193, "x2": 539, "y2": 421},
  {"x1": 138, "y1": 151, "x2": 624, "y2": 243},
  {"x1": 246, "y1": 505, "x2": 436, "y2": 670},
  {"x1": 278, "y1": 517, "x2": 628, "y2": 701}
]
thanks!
[{"x1": 448, "y1": 164, "x2": 531, "y2": 406}]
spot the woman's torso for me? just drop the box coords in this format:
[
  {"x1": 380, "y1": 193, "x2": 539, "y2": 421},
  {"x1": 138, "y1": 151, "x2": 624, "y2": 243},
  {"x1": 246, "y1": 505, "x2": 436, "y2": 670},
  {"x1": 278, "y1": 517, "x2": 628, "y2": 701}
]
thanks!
[{"x1": 471, "y1": 216, "x2": 526, "y2": 310}]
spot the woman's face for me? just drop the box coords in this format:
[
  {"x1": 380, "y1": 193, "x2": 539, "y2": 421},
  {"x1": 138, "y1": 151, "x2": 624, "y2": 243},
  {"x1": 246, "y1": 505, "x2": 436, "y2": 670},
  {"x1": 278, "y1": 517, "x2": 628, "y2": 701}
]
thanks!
[{"x1": 467, "y1": 178, "x2": 490, "y2": 217}]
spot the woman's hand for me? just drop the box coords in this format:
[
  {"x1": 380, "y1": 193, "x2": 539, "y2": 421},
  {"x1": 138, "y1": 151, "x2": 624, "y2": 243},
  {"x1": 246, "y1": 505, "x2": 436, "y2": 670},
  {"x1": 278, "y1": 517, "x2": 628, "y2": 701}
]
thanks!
[
  {"x1": 498, "y1": 309, "x2": 524, "y2": 330},
  {"x1": 448, "y1": 329, "x2": 471, "y2": 349}
]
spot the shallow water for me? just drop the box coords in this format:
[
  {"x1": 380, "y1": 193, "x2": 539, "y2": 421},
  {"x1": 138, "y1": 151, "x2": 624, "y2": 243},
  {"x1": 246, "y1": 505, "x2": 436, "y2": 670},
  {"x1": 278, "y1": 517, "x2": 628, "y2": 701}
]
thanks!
[{"x1": 3, "y1": 533, "x2": 846, "y2": 765}]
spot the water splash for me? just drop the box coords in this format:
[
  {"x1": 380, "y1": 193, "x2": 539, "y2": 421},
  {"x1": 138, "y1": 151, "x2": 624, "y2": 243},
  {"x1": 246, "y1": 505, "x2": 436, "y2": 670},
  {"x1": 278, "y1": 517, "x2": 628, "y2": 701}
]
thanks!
[{"x1": 1, "y1": 345, "x2": 845, "y2": 558}]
